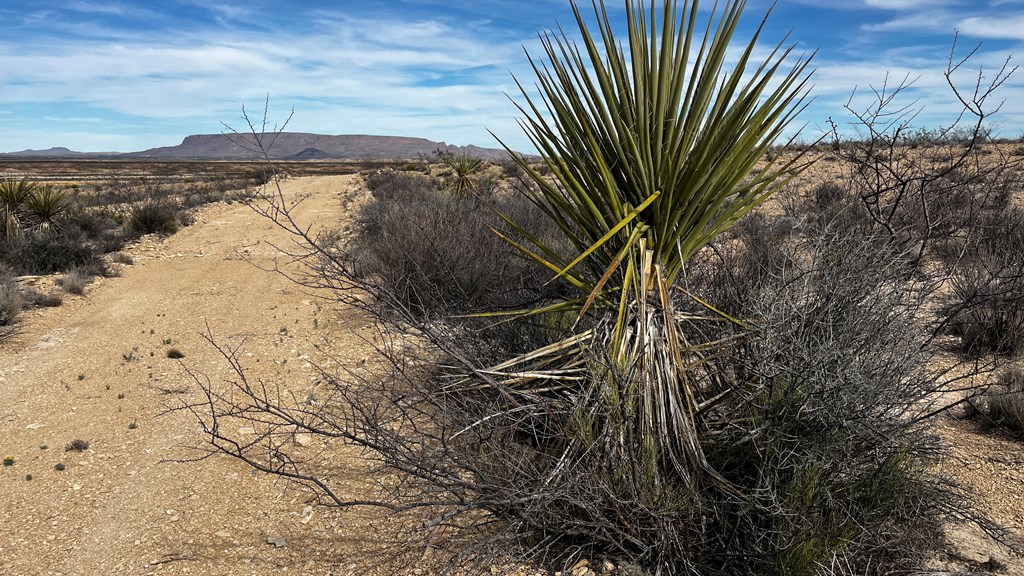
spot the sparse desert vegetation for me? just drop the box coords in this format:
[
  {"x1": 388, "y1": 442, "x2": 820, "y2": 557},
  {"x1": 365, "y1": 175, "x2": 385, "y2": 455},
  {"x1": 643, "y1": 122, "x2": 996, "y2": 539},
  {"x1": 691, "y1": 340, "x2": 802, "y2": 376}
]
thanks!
[
  {"x1": 2, "y1": 3, "x2": 1024, "y2": 576},
  {"x1": 175, "y1": 4, "x2": 1024, "y2": 576}
]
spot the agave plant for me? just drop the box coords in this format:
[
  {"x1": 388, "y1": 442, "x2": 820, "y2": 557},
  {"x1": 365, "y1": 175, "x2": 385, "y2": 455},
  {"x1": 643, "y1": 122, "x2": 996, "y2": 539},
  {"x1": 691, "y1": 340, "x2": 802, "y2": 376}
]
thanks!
[
  {"x1": 480, "y1": 0, "x2": 814, "y2": 486},
  {"x1": 0, "y1": 177, "x2": 37, "y2": 242}
]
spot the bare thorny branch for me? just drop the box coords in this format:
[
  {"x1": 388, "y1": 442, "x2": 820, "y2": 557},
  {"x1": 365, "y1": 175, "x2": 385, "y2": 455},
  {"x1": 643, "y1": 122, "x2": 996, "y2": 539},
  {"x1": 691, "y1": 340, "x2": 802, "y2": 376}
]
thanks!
[{"x1": 829, "y1": 35, "x2": 1020, "y2": 262}]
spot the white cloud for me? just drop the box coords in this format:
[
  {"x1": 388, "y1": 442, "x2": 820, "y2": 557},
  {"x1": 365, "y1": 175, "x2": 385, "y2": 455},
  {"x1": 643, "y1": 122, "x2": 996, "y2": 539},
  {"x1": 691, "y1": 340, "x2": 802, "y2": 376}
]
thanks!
[
  {"x1": 959, "y1": 14, "x2": 1024, "y2": 39},
  {"x1": 865, "y1": 0, "x2": 958, "y2": 8},
  {"x1": 862, "y1": 11, "x2": 957, "y2": 32}
]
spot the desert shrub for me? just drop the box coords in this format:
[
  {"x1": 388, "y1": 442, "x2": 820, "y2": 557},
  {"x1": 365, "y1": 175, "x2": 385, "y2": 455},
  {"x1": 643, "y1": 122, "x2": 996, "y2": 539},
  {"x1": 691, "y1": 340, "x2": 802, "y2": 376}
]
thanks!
[
  {"x1": 362, "y1": 168, "x2": 439, "y2": 198},
  {"x1": 0, "y1": 273, "x2": 20, "y2": 326},
  {"x1": 187, "y1": 227, "x2": 970, "y2": 575},
  {"x1": 128, "y1": 201, "x2": 179, "y2": 236},
  {"x1": 0, "y1": 229, "x2": 100, "y2": 275},
  {"x1": 942, "y1": 209, "x2": 1024, "y2": 356},
  {"x1": 65, "y1": 206, "x2": 119, "y2": 241},
  {"x1": 948, "y1": 271, "x2": 1024, "y2": 357},
  {"x1": 497, "y1": 156, "x2": 525, "y2": 180},
  {"x1": 0, "y1": 199, "x2": 125, "y2": 274},
  {"x1": 688, "y1": 211, "x2": 794, "y2": 317},
  {"x1": 352, "y1": 172, "x2": 557, "y2": 321},
  {"x1": 795, "y1": 181, "x2": 876, "y2": 236},
  {"x1": 64, "y1": 439, "x2": 89, "y2": 452},
  {"x1": 181, "y1": 185, "x2": 224, "y2": 209}
]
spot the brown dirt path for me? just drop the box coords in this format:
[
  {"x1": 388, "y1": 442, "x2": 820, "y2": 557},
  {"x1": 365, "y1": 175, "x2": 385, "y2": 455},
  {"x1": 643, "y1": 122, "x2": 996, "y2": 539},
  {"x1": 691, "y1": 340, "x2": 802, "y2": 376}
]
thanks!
[{"x1": 0, "y1": 175, "x2": 394, "y2": 576}]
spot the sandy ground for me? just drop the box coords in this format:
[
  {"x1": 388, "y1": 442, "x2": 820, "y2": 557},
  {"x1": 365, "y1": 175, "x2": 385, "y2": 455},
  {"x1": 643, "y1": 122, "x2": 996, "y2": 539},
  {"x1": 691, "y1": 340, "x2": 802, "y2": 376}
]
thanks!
[
  {"x1": 0, "y1": 175, "x2": 403, "y2": 576},
  {"x1": 2, "y1": 172, "x2": 1024, "y2": 576}
]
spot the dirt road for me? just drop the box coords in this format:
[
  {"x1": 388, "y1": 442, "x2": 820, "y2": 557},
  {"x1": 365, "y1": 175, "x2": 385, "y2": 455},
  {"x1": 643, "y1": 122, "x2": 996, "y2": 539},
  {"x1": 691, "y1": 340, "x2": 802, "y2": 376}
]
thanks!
[{"x1": 0, "y1": 175, "x2": 390, "y2": 576}]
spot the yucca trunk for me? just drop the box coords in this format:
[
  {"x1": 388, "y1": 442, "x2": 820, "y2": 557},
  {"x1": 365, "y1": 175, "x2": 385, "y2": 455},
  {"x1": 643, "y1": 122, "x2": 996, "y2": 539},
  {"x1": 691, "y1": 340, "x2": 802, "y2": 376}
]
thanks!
[{"x1": 1, "y1": 178, "x2": 37, "y2": 243}]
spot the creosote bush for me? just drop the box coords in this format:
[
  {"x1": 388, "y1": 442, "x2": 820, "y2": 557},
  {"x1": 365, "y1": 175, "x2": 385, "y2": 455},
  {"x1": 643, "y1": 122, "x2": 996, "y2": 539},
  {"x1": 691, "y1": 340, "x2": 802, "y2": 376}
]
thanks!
[
  {"x1": 352, "y1": 169, "x2": 558, "y2": 321},
  {"x1": 943, "y1": 209, "x2": 1024, "y2": 357},
  {"x1": 128, "y1": 201, "x2": 180, "y2": 236}
]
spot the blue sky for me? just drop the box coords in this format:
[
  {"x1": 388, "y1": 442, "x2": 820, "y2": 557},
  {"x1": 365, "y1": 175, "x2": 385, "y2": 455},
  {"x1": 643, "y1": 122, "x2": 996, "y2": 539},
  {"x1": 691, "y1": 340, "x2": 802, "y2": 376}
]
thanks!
[{"x1": 1, "y1": 0, "x2": 1022, "y2": 153}]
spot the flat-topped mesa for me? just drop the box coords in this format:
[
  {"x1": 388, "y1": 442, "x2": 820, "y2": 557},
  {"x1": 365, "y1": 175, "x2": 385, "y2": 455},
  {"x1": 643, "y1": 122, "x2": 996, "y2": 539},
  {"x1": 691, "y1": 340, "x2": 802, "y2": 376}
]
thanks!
[{"x1": 125, "y1": 133, "x2": 510, "y2": 160}]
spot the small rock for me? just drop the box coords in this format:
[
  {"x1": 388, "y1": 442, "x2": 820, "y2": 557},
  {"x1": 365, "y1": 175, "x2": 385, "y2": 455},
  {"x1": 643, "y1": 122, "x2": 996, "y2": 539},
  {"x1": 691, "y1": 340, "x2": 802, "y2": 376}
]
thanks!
[
  {"x1": 570, "y1": 559, "x2": 592, "y2": 576},
  {"x1": 169, "y1": 515, "x2": 179, "y2": 522},
  {"x1": 267, "y1": 536, "x2": 287, "y2": 548},
  {"x1": 300, "y1": 505, "x2": 313, "y2": 525},
  {"x1": 294, "y1": 433, "x2": 313, "y2": 447},
  {"x1": 214, "y1": 530, "x2": 231, "y2": 538}
]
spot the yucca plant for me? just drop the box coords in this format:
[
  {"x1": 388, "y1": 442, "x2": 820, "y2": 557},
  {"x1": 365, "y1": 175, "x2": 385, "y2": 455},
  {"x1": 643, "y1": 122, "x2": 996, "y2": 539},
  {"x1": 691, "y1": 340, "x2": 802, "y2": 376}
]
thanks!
[
  {"x1": 436, "y1": 149, "x2": 484, "y2": 194},
  {"x1": 23, "y1": 185, "x2": 71, "y2": 232},
  {"x1": 480, "y1": 0, "x2": 814, "y2": 487},
  {"x1": 0, "y1": 177, "x2": 36, "y2": 243}
]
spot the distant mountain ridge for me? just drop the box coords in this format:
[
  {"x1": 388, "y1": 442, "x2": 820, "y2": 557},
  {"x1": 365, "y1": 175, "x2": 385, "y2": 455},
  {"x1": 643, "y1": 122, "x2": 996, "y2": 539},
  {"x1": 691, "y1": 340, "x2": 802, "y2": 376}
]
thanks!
[
  {"x1": 2, "y1": 146, "x2": 112, "y2": 158},
  {"x1": 1, "y1": 133, "x2": 512, "y2": 161}
]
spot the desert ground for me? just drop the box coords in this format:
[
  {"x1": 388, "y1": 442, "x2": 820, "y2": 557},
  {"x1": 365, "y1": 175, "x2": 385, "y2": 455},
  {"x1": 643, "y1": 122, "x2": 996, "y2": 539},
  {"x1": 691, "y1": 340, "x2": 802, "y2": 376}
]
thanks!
[
  {"x1": 1, "y1": 166, "x2": 1024, "y2": 575},
  {"x1": 0, "y1": 174, "x2": 427, "y2": 575}
]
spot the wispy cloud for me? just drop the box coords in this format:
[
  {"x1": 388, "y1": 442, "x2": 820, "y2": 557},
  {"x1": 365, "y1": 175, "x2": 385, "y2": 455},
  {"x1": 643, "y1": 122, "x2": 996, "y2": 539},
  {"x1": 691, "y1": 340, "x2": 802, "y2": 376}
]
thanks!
[
  {"x1": 959, "y1": 14, "x2": 1024, "y2": 40},
  {"x1": 864, "y1": 0, "x2": 957, "y2": 9}
]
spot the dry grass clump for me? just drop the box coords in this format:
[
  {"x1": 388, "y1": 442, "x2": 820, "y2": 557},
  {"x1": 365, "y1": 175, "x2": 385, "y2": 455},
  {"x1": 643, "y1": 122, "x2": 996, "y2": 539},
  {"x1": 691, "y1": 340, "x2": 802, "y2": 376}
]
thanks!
[
  {"x1": 56, "y1": 268, "x2": 92, "y2": 295},
  {"x1": 109, "y1": 252, "x2": 133, "y2": 265},
  {"x1": 974, "y1": 367, "x2": 1024, "y2": 434},
  {"x1": 21, "y1": 287, "x2": 63, "y2": 308}
]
